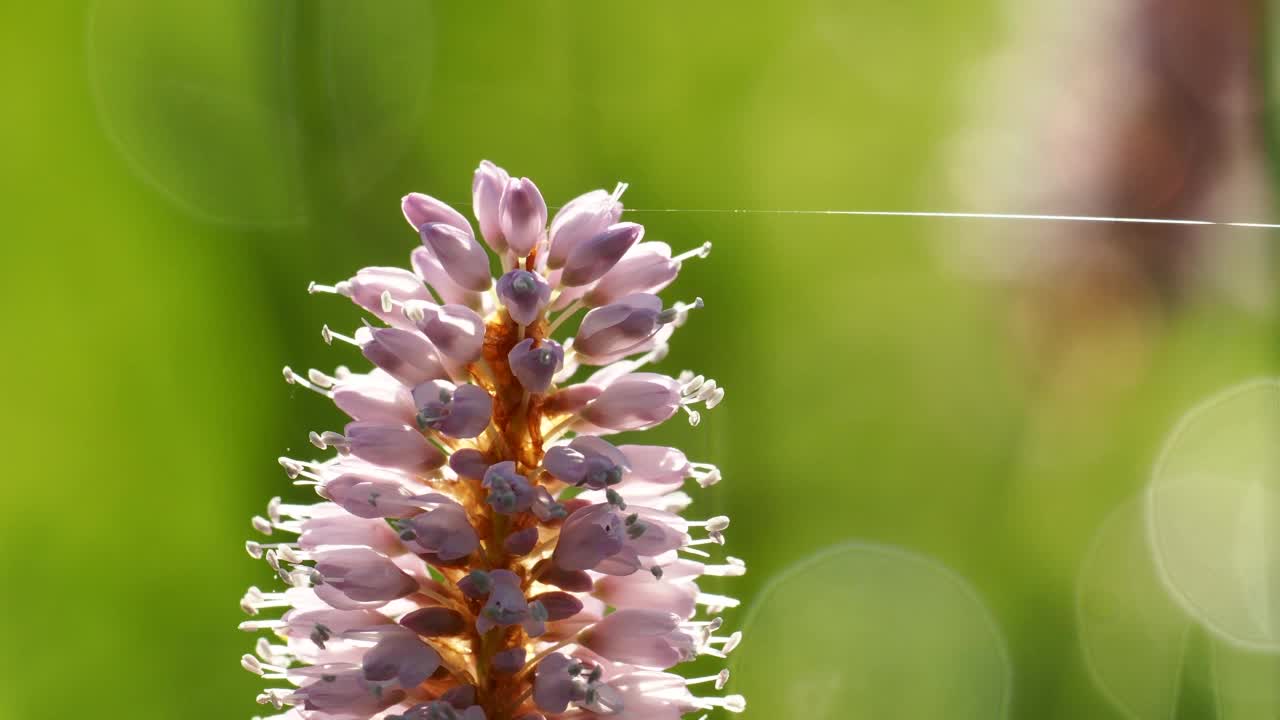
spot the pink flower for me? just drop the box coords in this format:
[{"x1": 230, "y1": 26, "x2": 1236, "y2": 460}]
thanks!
[{"x1": 242, "y1": 161, "x2": 739, "y2": 720}]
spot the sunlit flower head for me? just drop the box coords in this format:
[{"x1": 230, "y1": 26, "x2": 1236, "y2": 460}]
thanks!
[{"x1": 240, "y1": 161, "x2": 741, "y2": 720}]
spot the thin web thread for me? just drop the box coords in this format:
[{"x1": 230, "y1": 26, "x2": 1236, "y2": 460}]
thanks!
[{"x1": 617, "y1": 208, "x2": 1280, "y2": 228}]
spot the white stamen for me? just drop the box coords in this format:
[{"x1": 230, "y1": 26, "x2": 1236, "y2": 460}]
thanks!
[
  {"x1": 610, "y1": 182, "x2": 629, "y2": 203},
  {"x1": 256, "y1": 689, "x2": 292, "y2": 709},
  {"x1": 239, "y1": 619, "x2": 287, "y2": 631},
  {"x1": 692, "y1": 464, "x2": 722, "y2": 488},
  {"x1": 720, "y1": 631, "x2": 742, "y2": 654},
  {"x1": 643, "y1": 343, "x2": 670, "y2": 365},
  {"x1": 282, "y1": 367, "x2": 333, "y2": 397},
  {"x1": 696, "y1": 592, "x2": 741, "y2": 610},
  {"x1": 307, "y1": 369, "x2": 336, "y2": 388},
  {"x1": 717, "y1": 694, "x2": 747, "y2": 713},
  {"x1": 255, "y1": 637, "x2": 281, "y2": 660},
  {"x1": 705, "y1": 515, "x2": 730, "y2": 532},
  {"x1": 673, "y1": 241, "x2": 713, "y2": 264},
  {"x1": 321, "y1": 326, "x2": 359, "y2": 347},
  {"x1": 403, "y1": 301, "x2": 428, "y2": 324},
  {"x1": 252, "y1": 516, "x2": 273, "y2": 535},
  {"x1": 705, "y1": 387, "x2": 725, "y2": 409},
  {"x1": 245, "y1": 541, "x2": 264, "y2": 559},
  {"x1": 309, "y1": 431, "x2": 349, "y2": 451},
  {"x1": 379, "y1": 290, "x2": 394, "y2": 313},
  {"x1": 241, "y1": 654, "x2": 264, "y2": 675},
  {"x1": 702, "y1": 559, "x2": 747, "y2": 577},
  {"x1": 308, "y1": 281, "x2": 352, "y2": 297}
]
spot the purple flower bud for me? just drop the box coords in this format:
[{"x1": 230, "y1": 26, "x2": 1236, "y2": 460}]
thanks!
[
  {"x1": 504, "y1": 526, "x2": 539, "y2": 556},
  {"x1": 543, "y1": 436, "x2": 628, "y2": 489},
  {"x1": 344, "y1": 422, "x2": 446, "y2": 472},
  {"x1": 579, "y1": 373, "x2": 681, "y2": 432},
  {"x1": 618, "y1": 444, "x2": 690, "y2": 487},
  {"x1": 498, "y1": 177, "x2": 547, "y2": 258},
  {"x1": 296, "y1": 513, "x2": 401, "y2": 555},
  {"x1": 553, "y1": 504, "x2": 627, "y2": 571},
  {"x1": 416, "y1": 304, "x2": 485, "y2": 364},
  {"x1": 580, "y1": 609, "x2": 694, "y2": 669},
  {"x1": 281, "y1": 607, "x2": 390, "y2": 645},
  {"x1": 291, "y1": 667, "x2": 403, "y2": 714},
  {"x1": 322, "y1": 475, "x2": 421, "y2": 519},
  {"x1": 573, "y1": 293, "x2": 664, "y2": 360},
  {"x1": 457, "y1": 570, "x2": 491, "y2": 599},
  {"x1": 482, "y1": 461, "x2": 536, "y2": 515},
  {"x1": 403, "y1": 504, "x2": 479, "y2": 561},
  {"x1": 362, "y1": 634, "x2": 441, "y2": 687},
  {"x1": 530, "y1": 591, "x2": 584, "y2": 621},
  {"x1": 541, "y1": 446, "x2": 585, "y2": 486},
  {"x1": 496, "y1": 270, "x2": 551, "y2": 326},
  {"x1": 331, "y1": 371, "x2": 415, "y2": 425},
  {"x1": 476, "y1": 569, "x2": 531, "y2": 634},
  {"x1": 594, "y1": 571, "x2": 697, "y2": 618},
  {"x1": 360, "y1": 326, "x2": 447, "y2": 387},
  {"x1": 419, "y1": 223, "x2": 493, "y2": 293},
  {"x1": 530, "y1": 486, "x2": 567, "y2": 523},
  {"x1": 507, "y1": 338, "x2": 564, "y2": 394},
  {"x1": 401, "y1": 193, "x2": 473, "y2": 235},
  {"x1": 312, "y1": 547, "x2": 419, "y2": 607},
  {"x1": 585, "y1": 242, "x2": 681, "y2": 307},
  {"x1": 561, "y1": 222, "x2": 644, "y2": 287},
  {"x1": 492, "y1": 647, "x2": 527, "y2": 674},
  {"x1": 448, "y1": 448, "x2": 490, "y2": 480},
  {"x1": 346, "y1": 266, "x2": 432, "y2": 328},
  {"x1": 411, "y1": 246, "x2": 481, "y2": 308},
  {"x1": 547, "y1": 189, "x2": 625, "y2": 270},
  {"x1": 440, "y1": 684, "x2": 477, "y2": 709},
  {"x1": 414, "y1": 381, "x2": 492, "y2": 439},
  {"x1": 537, "y1": 564, "x2": 594, "y2": 592},
  {"x1": 472, "y1": 160, "x2": 510, "y2": 253},
  {"x1": 399, "y1": 606, "x2": 466, "y2": 636}
]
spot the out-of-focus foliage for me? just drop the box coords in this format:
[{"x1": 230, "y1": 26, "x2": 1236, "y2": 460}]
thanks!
[{"x1": 2, "y1": 1, "x2": 1277, "y2": 719}]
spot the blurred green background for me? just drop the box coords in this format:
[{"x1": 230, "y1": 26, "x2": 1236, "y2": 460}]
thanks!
[{"x1": 4, "y1": 1, "x2": 1280, "y2": 718}]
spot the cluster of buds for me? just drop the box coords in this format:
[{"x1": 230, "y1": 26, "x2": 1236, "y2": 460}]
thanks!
[{"x1": 240, "y1": 161, "x2": 743, "y2": 720}]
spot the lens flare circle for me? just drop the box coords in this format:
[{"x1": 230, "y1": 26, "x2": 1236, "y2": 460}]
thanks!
[
  {"x1": 733, "y1": 542, "x2": 1010, "y2": 719},
  {"x1": 1147, "y1": 378, "x2": 1280, "y2": 652}
]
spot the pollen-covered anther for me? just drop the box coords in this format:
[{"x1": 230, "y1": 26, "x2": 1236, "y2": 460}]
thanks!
[
  {"x1": 308, "y1": 430, "x2": 349, "y2": 453},
  {"x1": 691, "y1": 462, "x2": 722, "y2": 487}
]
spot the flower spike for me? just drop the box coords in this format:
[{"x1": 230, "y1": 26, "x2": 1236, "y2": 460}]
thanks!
[{"x1": 241, "y1": 162, "x2": 741, "y2": 720}]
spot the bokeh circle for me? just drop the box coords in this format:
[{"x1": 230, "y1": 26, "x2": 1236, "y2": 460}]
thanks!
[{"x1": 731, "y1": 542, "x2": 1011, "y2": 719}]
